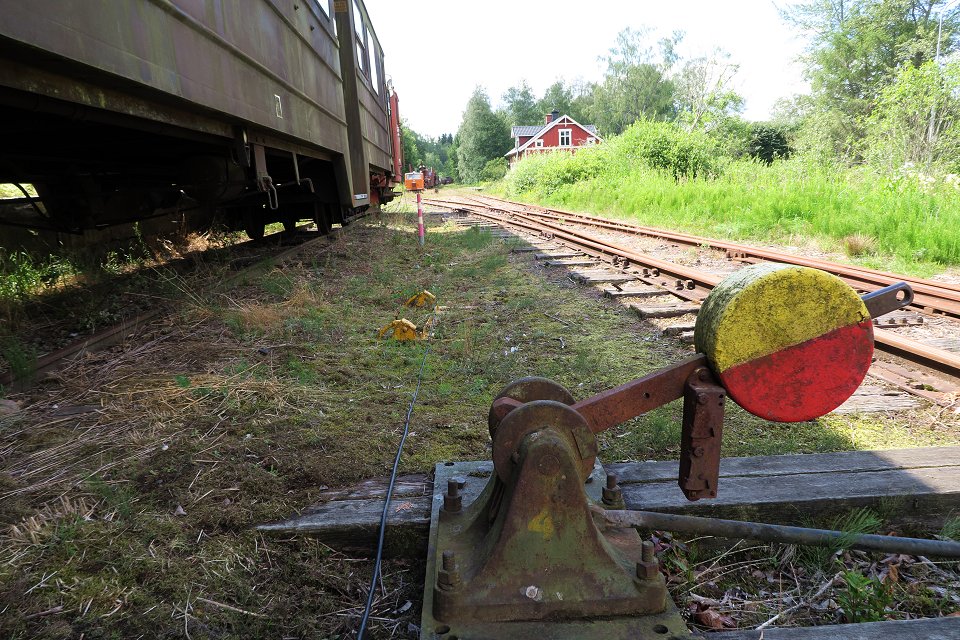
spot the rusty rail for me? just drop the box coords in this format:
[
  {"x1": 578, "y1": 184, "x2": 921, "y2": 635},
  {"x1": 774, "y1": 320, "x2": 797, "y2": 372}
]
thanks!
[{"x1": 427, "y1": 196, "x2": 960, "y2": 381}]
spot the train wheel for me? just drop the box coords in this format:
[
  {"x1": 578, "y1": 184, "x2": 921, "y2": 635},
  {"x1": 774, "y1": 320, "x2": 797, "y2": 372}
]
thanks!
[
  {"x1": 313, "y1": 202, "x2": 332, "y2": 235},
  {"x1": 242, "y1": 208, "x2": 265, "y2": 240},
  {"x1": 245, "y1": 222, "x2": 265, "y2": 240}
]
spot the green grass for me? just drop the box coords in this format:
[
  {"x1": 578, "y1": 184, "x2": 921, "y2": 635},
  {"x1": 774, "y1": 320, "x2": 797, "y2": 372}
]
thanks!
[
  {"x1": 496, "y1": 136, "x2": 960, "y2": 277},
  {"x1": 2, "y1": 207, "x2": 958, "y2": 638}
]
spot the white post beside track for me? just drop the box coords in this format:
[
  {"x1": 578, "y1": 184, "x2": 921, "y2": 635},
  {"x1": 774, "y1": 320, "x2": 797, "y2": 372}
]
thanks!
[{"x1": 417, "y1": 190, "x2": 425, "y2": 246}]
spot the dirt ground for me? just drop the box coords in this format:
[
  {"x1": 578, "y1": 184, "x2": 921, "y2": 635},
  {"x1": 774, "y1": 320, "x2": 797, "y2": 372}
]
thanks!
[{"x1": 1, "y1": 205, "x2": 958, "y2": 639}]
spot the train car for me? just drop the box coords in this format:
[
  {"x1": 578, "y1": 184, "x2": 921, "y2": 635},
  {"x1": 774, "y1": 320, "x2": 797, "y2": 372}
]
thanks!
[{"x1": 0, "y1": 0, "x2": 402, "y2": 239}]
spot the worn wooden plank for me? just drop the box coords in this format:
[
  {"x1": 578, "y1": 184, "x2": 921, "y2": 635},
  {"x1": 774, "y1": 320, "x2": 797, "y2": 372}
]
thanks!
[
  {"x1": 259, "y1": 448, "x2": 960, "y2": 553},
  {"x1": 867, "y1": 362, "x2": 955, "y2": 405},
  {"x1": 833, "y1": 387, "x2": 921, "y2": 413},
  {"x1": 603, "y1": 286, "x2": 667, "y2": 299},
  {"x1": 661, "y1": 323, "x2": 697, "y2": 337},
  {"x1": 630, "y1": 302, "x2": 701, "y2": 319},
  {"x1": 313, "y1": 473, "x2": 429, "y2": 502},
  {"x1": 713, "y1": 617, "x2": 960, "y2": 639},
  {"x1": 926, "y1": 337, "x2": 960, "y2": 353},
  {"x1": 623, "y1": 464, "x2": 960, "y2": 528},
  {"x1": 871, "y1": 310, "x2": 925, "y2": 327},
  {"x1": 535, "y1": 251, "x2": 583, "y2": 260},
  {"x1": 570, "y1": 270, "x2": 638, "y2": 284},
  {"x1": 606, "y1": 446, "x2": 960, "y2": 485},
  {"x1": 543, "y1": 258, "x2": 598, "y2": 267}
]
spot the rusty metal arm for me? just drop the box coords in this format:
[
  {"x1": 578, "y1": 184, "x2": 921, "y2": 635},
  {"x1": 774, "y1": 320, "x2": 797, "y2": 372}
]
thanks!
[
  {"x1": 597, "y1": 509, "x2": 960, "y2": 559},
  {"x1": 572, "y1": 355, "x2": 709, "y2": 433}
]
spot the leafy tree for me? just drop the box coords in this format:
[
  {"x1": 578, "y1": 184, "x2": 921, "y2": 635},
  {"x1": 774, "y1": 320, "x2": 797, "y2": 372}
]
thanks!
[
  {"x1": 400, "y1": 120, "x2": 422, "y2": 171},
  {"x1": 533, "y1": 81, "x2": 589, "y2": 123},
  {"x1": 674, "y1": 49, "x2": 744, "y2": 131},
  {"x1": 457, "y1": 87, "x2": 512, "y2": 183},
  {"x1": 589, "y1": 28, "x2": 680, "y2": 135},
  {"x1": 782, "y1": 0, "x2": 960, "y2": 160},
  {"x1": 747, "y1": 123, "x2": 793, "y2": 164},
  {"x1": 863, "y1": 60, "x2": 960, "y2": 171},
  {"x1": 501, "y1": 80, "x2": 541, "y2": 126},
  {"x1": 537, "y1": 81, "x2": 574, "y2": 122}
]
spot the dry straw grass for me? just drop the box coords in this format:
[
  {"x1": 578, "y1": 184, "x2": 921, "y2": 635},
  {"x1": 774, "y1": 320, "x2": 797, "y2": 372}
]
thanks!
[{"x1": 843, "y1": 233, "x2": 878, "y2": 257}]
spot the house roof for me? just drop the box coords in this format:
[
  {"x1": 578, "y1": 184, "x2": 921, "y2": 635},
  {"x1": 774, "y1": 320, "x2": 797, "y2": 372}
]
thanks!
[
  {"x1": 511, "y1": 125, "x2": 544, "y2": 137},
  {"x1": 506, "y1": 115, "x2": 602, "y2": 157},
  {"x1": 510, "y1": 123, "x2": 599, "y2": 138}
]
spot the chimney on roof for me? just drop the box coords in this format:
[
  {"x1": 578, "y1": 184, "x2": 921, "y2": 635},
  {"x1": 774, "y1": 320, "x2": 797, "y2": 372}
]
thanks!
[
  {"x1": 545, "y1": 113, "x2": 553, "y2": 124},
  {"x1": 551, "y1": 109, "x2": 560, "y2": 122}
]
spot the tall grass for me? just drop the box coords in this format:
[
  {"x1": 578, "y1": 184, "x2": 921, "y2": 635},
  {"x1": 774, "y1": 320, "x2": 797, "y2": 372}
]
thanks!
[{"x1": 499, "y1": 122, "x2": 960, "y2": 275}]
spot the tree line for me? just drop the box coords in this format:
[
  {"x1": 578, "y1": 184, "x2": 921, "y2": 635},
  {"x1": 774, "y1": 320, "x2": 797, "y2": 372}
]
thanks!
[{"x1": 403, "y1": 0, "x2": 960, "y2": 184}]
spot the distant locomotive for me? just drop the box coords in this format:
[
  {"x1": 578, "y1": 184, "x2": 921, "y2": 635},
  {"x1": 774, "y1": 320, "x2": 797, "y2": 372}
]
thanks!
[
  {"x1": 0, "y1": 0, "x2": 402, "y2": 239},
  {"x1": 404, "y1": 166, "x2": 438, "y2": 191}
]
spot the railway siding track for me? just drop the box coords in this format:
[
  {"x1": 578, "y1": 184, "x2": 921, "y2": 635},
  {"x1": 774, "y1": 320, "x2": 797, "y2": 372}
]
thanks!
[{"x1": 427, "y1": 194, "x2": 960, "y2": 408}]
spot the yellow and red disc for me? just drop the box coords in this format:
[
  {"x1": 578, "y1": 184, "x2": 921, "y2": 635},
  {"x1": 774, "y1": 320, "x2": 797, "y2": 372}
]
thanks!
[{"x1": 694, "y1": 264, "x2": 873, "y2": 422}]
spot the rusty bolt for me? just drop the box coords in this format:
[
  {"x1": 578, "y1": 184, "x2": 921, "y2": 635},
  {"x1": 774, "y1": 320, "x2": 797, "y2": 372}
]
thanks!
[
  {"x1": 642, "y1": 540, "x2": 654, "y2": 562},
  {"x1": 675, "y1": 279, "x2": 684, "y2": 290},
  {"x1": 602, "y1": 473, "x2": 624, "y2": 507},
  {"x1": 692, "y1": 446, "x2": 705, "y2": 458},
  {"x1": 651, "y1": 268, "x2": 660, "y2": 277},
  {"x1": 686, "y1": 280, "x2": 696, "y2": 290},
  {"x1": 636, "y1": 541, "x2": 659, "y2": 580},
  {"x1": 443, "y1": 478, "x2": 462, "y2": 513},
  {"x1": 438, "y1": 550, "x2": 461, "y2": 589}
]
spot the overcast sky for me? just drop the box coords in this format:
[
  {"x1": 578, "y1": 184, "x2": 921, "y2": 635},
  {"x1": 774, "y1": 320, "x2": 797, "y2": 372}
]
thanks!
[{"x1": 365, "y1": 0, "x2": 810, "y2": 138}]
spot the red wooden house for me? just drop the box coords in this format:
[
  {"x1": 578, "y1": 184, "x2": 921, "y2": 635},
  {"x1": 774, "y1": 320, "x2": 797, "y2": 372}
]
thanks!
[{"x1": 505, "y1": 110, "x2": 602, "y2": 168}]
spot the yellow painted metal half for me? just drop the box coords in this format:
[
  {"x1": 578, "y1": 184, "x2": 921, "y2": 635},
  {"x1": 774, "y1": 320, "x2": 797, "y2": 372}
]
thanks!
[
  {"x1": 695, "y1": 264, "x2": 869, "y2": 373},
  {"x1": 378, "y1": 318, "x2": 421, "y2": 341},
  {"x1": 405, "y1": 290, "x2": 436, "y2": 308}
]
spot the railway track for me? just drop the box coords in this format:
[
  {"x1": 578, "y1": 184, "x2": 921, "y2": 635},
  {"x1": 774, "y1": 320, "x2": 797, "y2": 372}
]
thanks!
[
  {"x1": 0, "y1": 223, "x2": 345, "y2": 391},
  {"x1": 425, "y1": 194, "x2": 960, "y2": 408}
]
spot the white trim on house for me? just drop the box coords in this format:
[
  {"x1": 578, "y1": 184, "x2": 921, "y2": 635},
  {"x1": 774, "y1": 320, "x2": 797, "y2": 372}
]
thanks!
[
  {"x1": 534, "y1": 139, "x2": 544, "y2": 148},
  {"x1": 558, "y1": 128, "x2": 572, "y2": 147},
  {"x1": 510, "y1": 114, "x2": 604, "y2": 155}
]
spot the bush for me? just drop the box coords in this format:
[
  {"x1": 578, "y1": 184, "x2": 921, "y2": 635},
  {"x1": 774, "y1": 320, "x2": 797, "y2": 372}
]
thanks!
[
  {"x1": 747, "y1": 123, "x2": 792, "y2": 165},
  {"x1": 611, "y1": 120, "x2": 723, "y2": 180},
  {"x1": 480, "y1": 157, "x2": 508, "y2": 182}
]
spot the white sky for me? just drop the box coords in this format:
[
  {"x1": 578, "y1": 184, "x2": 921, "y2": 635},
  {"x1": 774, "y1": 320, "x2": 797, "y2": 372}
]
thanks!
[{"x1": 365, "y1": 0, "x2": 810, "y2": 138}]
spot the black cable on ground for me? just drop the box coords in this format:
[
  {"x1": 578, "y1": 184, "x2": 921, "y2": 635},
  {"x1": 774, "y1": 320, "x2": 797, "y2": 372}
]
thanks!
[{"x1": 356, "y1": 339, "x2": 431, "y2": 639}]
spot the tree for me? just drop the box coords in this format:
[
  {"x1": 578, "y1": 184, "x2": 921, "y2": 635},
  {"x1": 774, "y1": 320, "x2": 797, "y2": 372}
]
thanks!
[
  {"x1": 864, "y1": 60, "x2": 960, "y2": 171},
  {"x1": 400, "y1": 120, "x2": 422, "y2": 171},
  {"x1": 674, "y1": 49, "x2": 744, "y2": 131},
  {"x1": 747, "y1": 123, "x2": 794, "y2": 164},
  {"x1": 536, "y1": 80, "x2": 595, "y2": 125},
  {"x1": 456, "y1": 87, "x2": 512, "y2": 183},
  {"x1": 782, "y1": 0, "x2": 960, "y2": 160},
  {"x1": 589, "y1": 28, "x2": 680, "y2": 135},
  {"x1": 500, "y1": 80, "x2": 541, "y2": 126}
]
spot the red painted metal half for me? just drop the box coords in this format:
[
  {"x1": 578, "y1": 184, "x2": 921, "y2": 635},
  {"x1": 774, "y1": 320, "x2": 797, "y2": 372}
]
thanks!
[{"x1": 719, "y1": 320, "x2": 874, "y2": 422}]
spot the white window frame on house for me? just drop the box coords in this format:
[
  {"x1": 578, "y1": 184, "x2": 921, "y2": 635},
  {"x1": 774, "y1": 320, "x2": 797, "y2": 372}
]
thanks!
[
  {"x1": 534, "y1": 140, "x2": 544, "y2": 148},
  {"x1": 585, "y1": 137, "x2": 596, "y2": 145},
  {"x1": 559, "y1": 129, "x2": 572, "y2": 147}
]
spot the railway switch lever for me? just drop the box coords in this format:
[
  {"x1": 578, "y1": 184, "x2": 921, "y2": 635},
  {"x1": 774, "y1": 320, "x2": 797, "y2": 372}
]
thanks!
[{"x1": 420, "y1": 266, "x2": 917, "y2": 639}]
